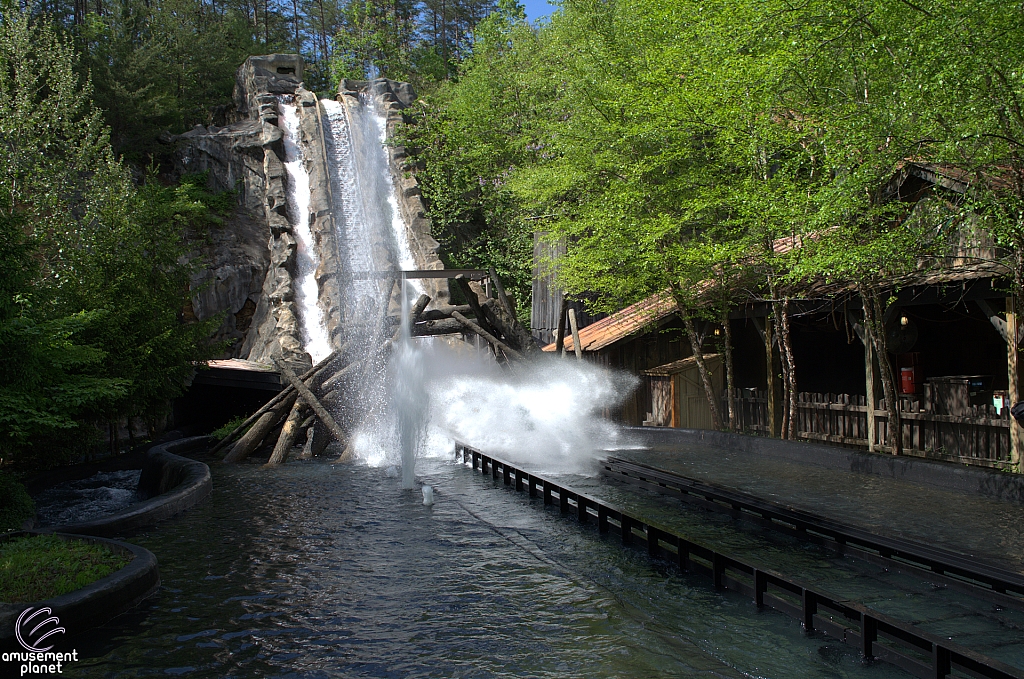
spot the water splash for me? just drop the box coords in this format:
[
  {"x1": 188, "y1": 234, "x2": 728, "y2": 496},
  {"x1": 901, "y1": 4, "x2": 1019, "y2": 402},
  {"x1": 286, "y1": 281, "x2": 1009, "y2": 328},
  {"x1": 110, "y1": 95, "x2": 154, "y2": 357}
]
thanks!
[
  {"x1": 278, "y1": 97, "x2": 331, "y2": 362},
  {"x1": 320, "y1": 89, "x2": 632, "y2": 483}
]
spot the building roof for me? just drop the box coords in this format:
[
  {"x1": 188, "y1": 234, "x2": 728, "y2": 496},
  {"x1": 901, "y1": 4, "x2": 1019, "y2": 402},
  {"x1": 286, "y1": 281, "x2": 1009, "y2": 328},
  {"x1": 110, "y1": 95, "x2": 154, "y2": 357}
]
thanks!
[
  {"x1": 543, "y1": 290, "x2": 677, "y2": 353},
  {"x1": 641, "y1": 353, "x2": 721, "y2": 376},
  {"x1": 542, "y1": 161, "x2": 1012, "y2": 354}
]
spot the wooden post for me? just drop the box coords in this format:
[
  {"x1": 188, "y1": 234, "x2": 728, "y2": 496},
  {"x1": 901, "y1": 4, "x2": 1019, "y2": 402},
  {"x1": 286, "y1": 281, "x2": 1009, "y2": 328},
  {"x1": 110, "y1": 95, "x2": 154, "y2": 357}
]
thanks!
[
  {"x1": 1008, "y1": 297, "x2": 1021, "y2": 468},
  {"x1": 554, "y1": 299, "x2": 568, "y2": 355},
  {"x1": 864, "y1": 335, "x2": 877, "y2": 453},
  {"x1": 568, "y1": 308, "x2": 583, "y2": 360}
]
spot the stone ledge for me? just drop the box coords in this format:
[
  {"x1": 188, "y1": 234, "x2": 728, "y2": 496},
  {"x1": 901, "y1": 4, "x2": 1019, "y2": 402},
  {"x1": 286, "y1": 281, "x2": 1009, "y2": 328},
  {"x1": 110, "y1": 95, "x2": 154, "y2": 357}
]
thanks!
[{"x1": 0, "y1": 533, "x2": 160, "y2": 646}]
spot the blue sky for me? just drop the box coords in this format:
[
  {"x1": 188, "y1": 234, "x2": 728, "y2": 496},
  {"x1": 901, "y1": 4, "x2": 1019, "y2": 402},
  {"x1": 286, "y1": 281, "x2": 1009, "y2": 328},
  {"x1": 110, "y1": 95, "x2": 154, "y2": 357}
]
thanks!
[{"x1": 519, "y1": 0, "x2": 559, "y2": 23}]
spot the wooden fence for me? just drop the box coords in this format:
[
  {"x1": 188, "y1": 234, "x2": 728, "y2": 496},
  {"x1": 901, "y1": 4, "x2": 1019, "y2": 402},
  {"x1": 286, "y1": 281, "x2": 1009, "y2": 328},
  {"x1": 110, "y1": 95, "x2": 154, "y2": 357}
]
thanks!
[{"x1": 727, "y1": 389, "x2": 1013, "y2": 469}]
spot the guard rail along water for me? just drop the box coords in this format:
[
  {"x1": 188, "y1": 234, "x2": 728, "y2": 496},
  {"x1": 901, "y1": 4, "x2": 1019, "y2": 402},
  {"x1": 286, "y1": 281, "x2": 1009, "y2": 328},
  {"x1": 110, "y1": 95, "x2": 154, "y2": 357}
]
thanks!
[{"x1": 455, "y1": 442, "x2": 1024, "y2": 679}]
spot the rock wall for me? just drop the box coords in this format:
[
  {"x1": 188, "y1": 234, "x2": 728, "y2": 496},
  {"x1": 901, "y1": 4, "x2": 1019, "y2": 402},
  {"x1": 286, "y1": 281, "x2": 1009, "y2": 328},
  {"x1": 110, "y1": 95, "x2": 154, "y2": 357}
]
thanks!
[
  {"x1": 173, "y1": 54, "x2": 311, "y2": 372},
  {"x1": 174, "y1": 58, "x2": 445, "y2": 368}
]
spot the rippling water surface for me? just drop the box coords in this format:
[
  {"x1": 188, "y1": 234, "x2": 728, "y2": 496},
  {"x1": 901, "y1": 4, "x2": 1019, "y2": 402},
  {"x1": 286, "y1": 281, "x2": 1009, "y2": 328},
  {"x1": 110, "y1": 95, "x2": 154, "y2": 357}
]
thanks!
[{"x1": 73, "y1": 453, "x2": 910, "y2": 678}]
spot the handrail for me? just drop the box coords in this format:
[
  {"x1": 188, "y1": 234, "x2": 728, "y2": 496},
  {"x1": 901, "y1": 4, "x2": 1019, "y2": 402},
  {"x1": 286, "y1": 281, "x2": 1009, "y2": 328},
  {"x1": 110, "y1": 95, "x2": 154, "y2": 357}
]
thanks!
[
  {"x1": 601, "y1": 456, "x2": 1024, "y2": 605},
  {"x1": 456, "y1": 443, "x2": 1024, "y2": 679}
]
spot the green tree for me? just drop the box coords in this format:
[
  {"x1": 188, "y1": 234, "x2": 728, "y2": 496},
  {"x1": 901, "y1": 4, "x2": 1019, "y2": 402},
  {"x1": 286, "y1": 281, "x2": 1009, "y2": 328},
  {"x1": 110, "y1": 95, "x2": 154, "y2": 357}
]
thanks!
[{"x1": 1, "y1": 9, "x2": 220, "y2": 465}]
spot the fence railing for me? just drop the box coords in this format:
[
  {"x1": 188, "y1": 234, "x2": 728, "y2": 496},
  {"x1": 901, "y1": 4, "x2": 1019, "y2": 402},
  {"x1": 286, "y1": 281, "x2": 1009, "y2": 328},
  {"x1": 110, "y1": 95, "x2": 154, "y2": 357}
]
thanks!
[{"x1": 727, "y1": 389, "x2": 1013, "y2": 468}]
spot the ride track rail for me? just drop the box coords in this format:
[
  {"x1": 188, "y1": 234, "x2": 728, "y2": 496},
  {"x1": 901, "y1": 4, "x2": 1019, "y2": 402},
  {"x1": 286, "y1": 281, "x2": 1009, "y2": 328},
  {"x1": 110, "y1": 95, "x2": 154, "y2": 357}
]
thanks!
[
  {"x1": 455, "y1": 443, "x2": 1024, "y2": 679},
  {"x1": 599, "y1": 457, "x2": 1024, "y2": 608}
]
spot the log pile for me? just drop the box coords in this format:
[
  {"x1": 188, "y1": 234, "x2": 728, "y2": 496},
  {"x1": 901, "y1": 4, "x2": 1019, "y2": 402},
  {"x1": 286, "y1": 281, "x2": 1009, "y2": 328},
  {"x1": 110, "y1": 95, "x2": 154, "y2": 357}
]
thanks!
[{"x1": 217, "y1": 269, "x2": 538, "y2": 467}]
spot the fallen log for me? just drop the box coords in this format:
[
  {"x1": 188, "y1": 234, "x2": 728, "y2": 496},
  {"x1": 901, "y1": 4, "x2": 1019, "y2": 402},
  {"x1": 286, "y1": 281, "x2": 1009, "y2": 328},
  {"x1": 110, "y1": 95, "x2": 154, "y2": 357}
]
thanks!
[
  {"x1": 488, "y1": 266, "x2": 516, "y2": 319},
  {"x1": 389, "y1": 293, "x2": 431, "y2": 340},
  {"x1": 274, "y1": 359, "x2": 349, "y2": 448},
  {"x1": 264, "y1": 400, "x2": 310, "y2": 467},
  {"x1": 319, "y1": 361, "x2": 358, "y2": 393},
  {"x1": 409, "y1": 293, "x2": 431, "y2": 324},
  {"x1": 419, "y1": 305, "x2": 471, "y2": 321},
  {"x1": 412, "y1": 318, "x2": 464, "y2": 336},
  {"x1": 481, "y1": 298, "x2": 537, "y2": 355},
  {"x1": 455, "y1": 276, "x2": 502, "y2": 340},
  {"x1": 222, "y1": 390, "x2": 298, "y2": 463},
  {"x1": 451, "y1": 311, "x2": 524, "y2": 360},
  {"x1": 209, "y1": 350, "x2": 340, "y2": 456}
]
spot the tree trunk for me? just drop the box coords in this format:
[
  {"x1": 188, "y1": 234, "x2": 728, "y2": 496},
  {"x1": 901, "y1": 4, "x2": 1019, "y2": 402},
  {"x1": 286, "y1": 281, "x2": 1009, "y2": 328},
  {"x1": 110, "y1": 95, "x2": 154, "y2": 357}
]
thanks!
[
  {"x1": 722, "y1": 310, "x2": 735, "y2": 432},
  {"x1": 862, "y1": 287, "x2": 902, "y2": 454},
  {"x1": 681, "y1": 311, "x2": 723, "y2": 430},
  {"x1": 264, "y1": 400, "x2": 309, "y2": 467},
  {"x1": 776, "y1": 298, "x2": 798, "y2": 440},
  {"x1": 762, "y1": 315, "x2": 777, "y2": 437},
  {"x1": 223, "y1": 391, "x2": 298, "y2": 462}
]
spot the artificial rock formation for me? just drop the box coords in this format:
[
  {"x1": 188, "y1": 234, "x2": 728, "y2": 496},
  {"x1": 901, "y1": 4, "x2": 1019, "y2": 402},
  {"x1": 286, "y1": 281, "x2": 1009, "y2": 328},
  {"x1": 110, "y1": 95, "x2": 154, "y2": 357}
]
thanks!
[{"x1": 173, "y1": 56, "x2": 447, "y2": 373}]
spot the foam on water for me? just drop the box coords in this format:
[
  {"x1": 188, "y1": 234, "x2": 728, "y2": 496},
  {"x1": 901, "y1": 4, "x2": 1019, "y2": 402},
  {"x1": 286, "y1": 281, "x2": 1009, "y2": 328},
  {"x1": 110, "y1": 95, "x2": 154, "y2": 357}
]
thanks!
[{"x1": 351, "y1": 334, "x2": 637, "y2": 476}]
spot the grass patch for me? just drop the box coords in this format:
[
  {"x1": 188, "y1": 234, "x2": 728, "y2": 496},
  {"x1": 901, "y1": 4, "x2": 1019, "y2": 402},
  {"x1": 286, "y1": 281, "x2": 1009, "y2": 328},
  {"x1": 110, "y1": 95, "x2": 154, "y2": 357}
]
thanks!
[
  {"x1": 0, "y1": 534, "x2": 131, "y2": 603},
  {"x1": 211, "y1": 415, "x2": 248, "y2": 441}
]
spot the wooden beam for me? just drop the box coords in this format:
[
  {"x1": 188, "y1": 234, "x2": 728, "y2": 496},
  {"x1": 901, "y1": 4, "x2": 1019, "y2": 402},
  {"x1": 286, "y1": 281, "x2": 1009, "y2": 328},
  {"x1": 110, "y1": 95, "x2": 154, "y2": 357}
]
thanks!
[
  {"x1": 451, "y1": 311, "x2": 524, "y2": 360},
  {"x1": 274, "y1": 359, "x2": 348, "y2": 448},
  {"x1": 976, "y1": 298, "x2": 1009, "y2": 342}
]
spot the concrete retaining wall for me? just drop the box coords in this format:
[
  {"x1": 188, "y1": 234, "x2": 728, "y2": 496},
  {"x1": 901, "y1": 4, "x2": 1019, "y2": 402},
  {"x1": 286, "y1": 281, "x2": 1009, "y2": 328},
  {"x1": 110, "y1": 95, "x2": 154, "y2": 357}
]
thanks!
[
  {"x1": 626, "y1": 426, "x2": 1024, "y2": 503},
  {"x1": 0, "y1": 533, "x2": 159, "y2": 646},
  {"x1": 54, "y1": 437, "x2": 213, "y2": 537}
]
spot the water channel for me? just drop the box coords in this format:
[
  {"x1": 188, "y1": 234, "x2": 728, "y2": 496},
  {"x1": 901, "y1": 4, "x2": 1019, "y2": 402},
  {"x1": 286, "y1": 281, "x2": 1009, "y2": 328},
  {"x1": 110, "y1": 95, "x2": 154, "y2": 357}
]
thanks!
[{"x1": 73, "y1": 450, "x2": 911, "y2": 678}]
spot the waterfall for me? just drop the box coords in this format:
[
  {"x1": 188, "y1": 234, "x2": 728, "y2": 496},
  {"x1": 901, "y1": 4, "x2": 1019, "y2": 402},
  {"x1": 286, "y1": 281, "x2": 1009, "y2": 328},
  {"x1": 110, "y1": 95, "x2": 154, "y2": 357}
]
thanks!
[
  {"x1": 278, "y1": 98, "x2": 331, "y2": 363},
  {"x1": 321, "y1": 93, "x2": 426, "y2": 485}
]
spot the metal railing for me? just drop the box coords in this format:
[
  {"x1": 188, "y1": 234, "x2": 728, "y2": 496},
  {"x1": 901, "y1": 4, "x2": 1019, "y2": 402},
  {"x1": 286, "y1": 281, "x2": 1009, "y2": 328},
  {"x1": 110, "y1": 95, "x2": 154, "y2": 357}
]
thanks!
[
  {"x1": 456, "y1": 443, "x2": 1024, "y2": 679},
  {"x1": 601, "y1": 456, "x2": 1024, "y2": 606}
]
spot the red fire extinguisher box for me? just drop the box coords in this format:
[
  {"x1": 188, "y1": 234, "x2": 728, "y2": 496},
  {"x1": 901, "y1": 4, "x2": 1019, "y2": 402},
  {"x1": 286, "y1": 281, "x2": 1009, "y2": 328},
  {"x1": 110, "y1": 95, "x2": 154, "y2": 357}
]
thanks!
[{"x1": 898, "y1": 352, "x2": 921, "y2": 394}]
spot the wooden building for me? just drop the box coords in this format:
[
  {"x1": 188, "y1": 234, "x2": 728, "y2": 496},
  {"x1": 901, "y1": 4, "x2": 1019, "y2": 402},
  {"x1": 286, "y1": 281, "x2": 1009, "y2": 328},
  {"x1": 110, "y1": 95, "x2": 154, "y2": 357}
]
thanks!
[{"x1": 541, "y1": 164, "x2": 1022, "y2": 471}]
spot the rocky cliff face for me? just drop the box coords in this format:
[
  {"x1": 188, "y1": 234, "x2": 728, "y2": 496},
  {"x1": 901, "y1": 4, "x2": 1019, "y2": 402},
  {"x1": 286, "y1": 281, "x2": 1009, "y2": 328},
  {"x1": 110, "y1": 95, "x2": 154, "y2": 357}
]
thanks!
[
  {"x1": 173, "y1": 55, "x2": 311, "y2": 371},
  {"x1": 174, "y1": 56, "x2": 444, "y2": 368}
]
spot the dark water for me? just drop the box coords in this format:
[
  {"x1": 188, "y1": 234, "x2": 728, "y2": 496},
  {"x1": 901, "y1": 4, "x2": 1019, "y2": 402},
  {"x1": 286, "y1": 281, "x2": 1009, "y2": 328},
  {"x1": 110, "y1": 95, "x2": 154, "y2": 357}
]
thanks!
[
  {"x1": 613, "y1": 443, "x2": 1024, "y2": 572},
  {"x1": 34, "y1": 470, "x2": 141, "y2": 527},
  {"x1": 71, "y1": 454, "x2": 909, "y2": 678}
]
